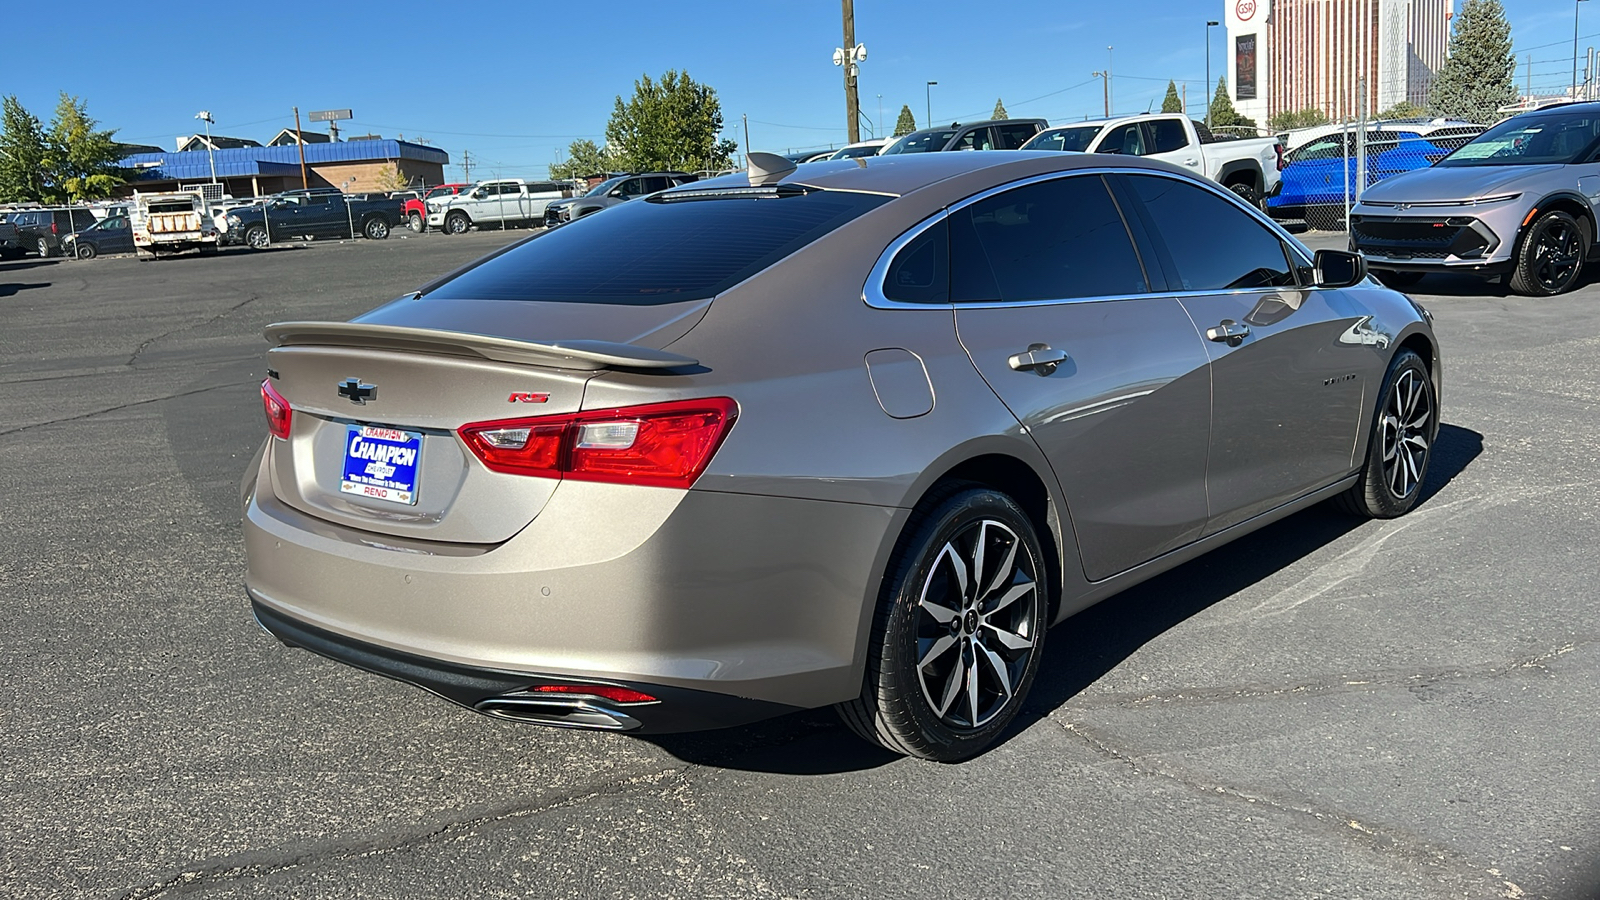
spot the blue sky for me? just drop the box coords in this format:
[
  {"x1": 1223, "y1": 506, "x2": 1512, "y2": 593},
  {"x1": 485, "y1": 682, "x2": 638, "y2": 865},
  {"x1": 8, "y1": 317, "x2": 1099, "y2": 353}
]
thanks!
[{"x1": 5, "y1": 0, "x2": 1584, "y2": 182}]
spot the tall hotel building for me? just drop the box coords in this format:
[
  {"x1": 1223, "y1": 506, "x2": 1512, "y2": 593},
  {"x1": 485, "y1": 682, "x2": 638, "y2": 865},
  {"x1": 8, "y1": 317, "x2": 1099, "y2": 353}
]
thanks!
[{"x1": 1225, "y1": 0, "x2": 1452, "y2": 122}]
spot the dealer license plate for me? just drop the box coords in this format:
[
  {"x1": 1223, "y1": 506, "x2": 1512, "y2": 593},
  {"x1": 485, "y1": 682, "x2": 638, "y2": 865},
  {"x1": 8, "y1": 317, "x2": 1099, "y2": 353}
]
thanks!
[{"x1": 340, "y1": 424, "x2": 422, "y2": 505}]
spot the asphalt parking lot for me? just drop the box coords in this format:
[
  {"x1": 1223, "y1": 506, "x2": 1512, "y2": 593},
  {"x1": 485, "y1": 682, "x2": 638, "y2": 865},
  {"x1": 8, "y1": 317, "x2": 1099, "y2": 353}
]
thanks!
[{"x1": 3, "y1": 228, "x2": 1597, "y2": 900}]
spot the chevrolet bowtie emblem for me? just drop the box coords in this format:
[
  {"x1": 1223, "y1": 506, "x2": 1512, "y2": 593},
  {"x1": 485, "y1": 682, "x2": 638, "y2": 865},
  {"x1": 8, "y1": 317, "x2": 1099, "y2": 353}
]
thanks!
[{"x1": 337, "y1": 377, "x2": 377, "y2": 404}]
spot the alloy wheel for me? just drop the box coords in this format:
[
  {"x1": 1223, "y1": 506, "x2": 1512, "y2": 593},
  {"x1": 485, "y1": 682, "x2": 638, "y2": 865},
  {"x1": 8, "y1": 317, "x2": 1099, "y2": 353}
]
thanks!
[
  {"x1": 1378, "y1": 368, "x2": 1432, "y2": 500},
  {"x1": 914, "y1": 519, "x2": 1038, "y2": 730},
  {"x1": 1531, "y1": 219, "x2": 1582, "y2": 292}
]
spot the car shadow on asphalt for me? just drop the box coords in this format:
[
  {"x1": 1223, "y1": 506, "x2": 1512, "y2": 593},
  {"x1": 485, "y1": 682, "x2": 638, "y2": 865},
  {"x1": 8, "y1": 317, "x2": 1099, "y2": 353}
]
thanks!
[
  {"x1": 646, "y1": 423, "x2": 1484, "y2": 774},
  {"x1": 1407, "y1": 267, "x2": 1600, "y2": 297}
]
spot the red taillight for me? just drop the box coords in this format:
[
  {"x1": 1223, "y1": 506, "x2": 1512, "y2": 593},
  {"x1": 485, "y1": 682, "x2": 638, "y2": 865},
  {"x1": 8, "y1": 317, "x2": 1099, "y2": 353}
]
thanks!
[
  {"x1": 261, "y1": 379, "x2": 292, "y2": 439},
  {"x1": 1274, "y1": 143, "x2": 1286, "y2": 172},
  {"x1": 50, "y1": 221, "x2": 59, "y2": 234},
  {"x1": 458, "y1": 397, "x2": 737, "y2": 489},
  {"x1": 526, "y1": 684, "x2": 658, "y2": 704}
]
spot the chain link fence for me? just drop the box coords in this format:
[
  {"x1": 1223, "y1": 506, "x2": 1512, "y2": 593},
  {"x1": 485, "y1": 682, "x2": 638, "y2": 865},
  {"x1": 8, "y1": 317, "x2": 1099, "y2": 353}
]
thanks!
[{"x1": 1270, "y1": 96, "x2": 1534, "y2": 232}]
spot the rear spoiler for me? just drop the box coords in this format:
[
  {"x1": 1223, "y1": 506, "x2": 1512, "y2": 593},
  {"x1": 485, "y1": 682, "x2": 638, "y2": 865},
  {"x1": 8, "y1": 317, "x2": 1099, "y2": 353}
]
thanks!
[{"x1": 264, "y1": 321, "x2": 698, "y2": 371}]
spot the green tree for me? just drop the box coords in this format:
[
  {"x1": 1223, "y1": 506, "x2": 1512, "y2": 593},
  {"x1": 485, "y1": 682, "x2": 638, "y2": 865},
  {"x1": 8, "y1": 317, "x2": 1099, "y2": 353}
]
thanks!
[
  {"x1": 1267, "y1": 107, "x2": 1331, "y2": 130},
  {"x1": 1161, "y1": 80, "x2": 1184, "y2": 113},
  {"x1": 894, "y1": 104, "x2": 917, "y2": 136},
  {"x1": 1207, "y1": 77, "x2": 1258, "y2": 130},
  {"x1": 1427, "y1": 0, "x2": 1517, "y2": 122},
  {"x1": 42, "y1": 93, "x2": 124, "y2": 201},
  {"x1": 604, "y1": 70, "x2": 737, "y2": 172},
  {"x1": 372, "y1": 163, "x2": 410, "y2": 192},
  {"x1": 991, "y1": 98, "x2": 1008, "y2": 120},
  {"x1": 1377, "y1": 100, "x2": 1427, "y2": 119},
  {"x1": 550, "y1": 138, "x2": 617, "y2": 181},
  {"x1": 0, "y1": 95, "x2": 48, "y2": 203}
]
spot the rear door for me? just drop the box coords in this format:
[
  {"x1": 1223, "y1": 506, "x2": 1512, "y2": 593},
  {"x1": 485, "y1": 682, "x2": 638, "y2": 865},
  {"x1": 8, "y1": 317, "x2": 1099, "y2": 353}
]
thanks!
[
  {"x1": 992, "y1": 122, "x2": 1039, "y2": 150},
  {"x1": 950, "y1": 173, "x2": 1214, "y2": 581},
  {"x1": 1115, "y1": 172, "x2": 1371, "y2": 533},
  {"x1": 1144, "y1": 117, "x2": 1201, "y2": 171}
]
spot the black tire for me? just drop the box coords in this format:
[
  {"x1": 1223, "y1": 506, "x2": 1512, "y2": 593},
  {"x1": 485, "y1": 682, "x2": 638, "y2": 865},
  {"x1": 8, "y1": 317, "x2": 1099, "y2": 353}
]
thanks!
[
  {"x1": 838, "y1": 484, "x2": 1048, "y2": 762},
  {"x1": 1333, "y1": 349, "x2": 1437, "y2": 519},
  {"x1": 244, "y1": 225, "x2": 269, "y2": 250},
  {"x1": 363, "y1": 216, "x2": 390, "y2": 240},
  {"x1": 1509, "y1": 210, "x2": 1586, "y2": 296},
  {"x1": 37, "y1": 237, "x2": 55, "y2": 258},
  {"x1": 1375, "y1": 270, "x2": 1424, "y2": 289},
  {"x1": 408, "y1": 211, "x2": 425, "y2": 233},
  {"x1": 445, "y1": 212, "x2": 470, "y2": 235},
  {"x1": 74, "y1": 242, "x2": 96, "y2": 260},
  {"x1": 1227, "y1": 180, "x2": 1260, "y2": 207}
]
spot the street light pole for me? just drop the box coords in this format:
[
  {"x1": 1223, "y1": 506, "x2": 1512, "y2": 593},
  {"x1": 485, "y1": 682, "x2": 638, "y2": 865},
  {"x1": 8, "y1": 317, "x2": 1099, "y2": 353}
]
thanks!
[
  {"x1": 926, "y1": 81, "x2": 937, "y2": 128},
  {"x1": 1107, "y1": 46, "x2": 1114, "y2": 115},
  {"x1": 1205, "y1": 21, "x2": 1219, "y2": 128},
  {"x1": 1578, "y1": 0, "x2": 1592, "y2": 99},
  {"x1": 195, "y1": 111, "x2": 217, "y2": 184}
]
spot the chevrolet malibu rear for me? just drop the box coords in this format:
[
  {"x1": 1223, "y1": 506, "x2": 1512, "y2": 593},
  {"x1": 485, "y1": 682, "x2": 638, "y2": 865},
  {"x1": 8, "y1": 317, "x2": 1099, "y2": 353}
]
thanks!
[{"x1": 245, "y1": 150, "x2": 1437, "y2": 761}]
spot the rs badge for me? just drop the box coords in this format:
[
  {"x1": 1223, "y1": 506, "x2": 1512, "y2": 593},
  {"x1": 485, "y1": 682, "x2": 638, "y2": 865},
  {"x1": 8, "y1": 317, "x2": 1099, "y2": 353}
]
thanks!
[{"x1": 508, "y1": 392, "x2": 550, "y2": 403}]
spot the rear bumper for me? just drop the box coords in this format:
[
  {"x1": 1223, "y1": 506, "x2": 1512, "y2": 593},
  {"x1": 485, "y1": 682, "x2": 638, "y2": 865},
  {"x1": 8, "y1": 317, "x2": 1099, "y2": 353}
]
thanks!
[
  {"x1": 252, "y1": 599, "x2": 803, "y2": 733},
  {"x1": 243, "y1": 449, "x2": 900, "y2": 728}
]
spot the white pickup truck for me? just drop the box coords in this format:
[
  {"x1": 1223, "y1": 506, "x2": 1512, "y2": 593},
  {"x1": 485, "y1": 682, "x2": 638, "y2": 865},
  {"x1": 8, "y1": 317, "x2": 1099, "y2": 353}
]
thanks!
[
  {"x1": 1022, "y1": 113, "x2": 1284, "y2": 205},
  {"x1": 428, "y1": 179, "x2": 570, "y2": 234},
  {"x1": 130, "y1": 190, "x2": 219, "y2": 258}
]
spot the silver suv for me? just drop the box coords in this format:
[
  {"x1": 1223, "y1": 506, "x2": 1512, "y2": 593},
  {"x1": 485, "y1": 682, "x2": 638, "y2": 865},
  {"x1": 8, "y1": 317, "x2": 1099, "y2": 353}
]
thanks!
[{"x1": 1350, "y1": 102, "x2": 1600, "y2": 295}]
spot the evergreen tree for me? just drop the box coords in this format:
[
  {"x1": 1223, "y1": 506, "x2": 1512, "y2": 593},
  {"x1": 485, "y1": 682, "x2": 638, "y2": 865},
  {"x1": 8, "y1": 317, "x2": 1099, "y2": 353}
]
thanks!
[
  {"x1": 604, "y1": 70, "x2": 737, "y2": 172},
  {"x1": 0, "y1": 96, "x2": 48, "y2": 203},
  {"x1": 1426, "y1": 0, "x2": 1517, "y2": 122},
  {"x1": 991, "y1": 98, "x2": 1009, "y2": 120},
  {"x1": 1377, "y1": 101, "x2": 1427, "y2": 119},
  {"x1": 43, "y1": 93, "x2": 124, "y2": 201},
  {"x1": 1207, "y1": 77, "x2": 1258, "y2": 130},
  {"x1": 894, "y1": 104, "x2": 917, "y2": 136},
  {"x1": 1161, "y1": 80, "x2": 1184, "y2": 113}
]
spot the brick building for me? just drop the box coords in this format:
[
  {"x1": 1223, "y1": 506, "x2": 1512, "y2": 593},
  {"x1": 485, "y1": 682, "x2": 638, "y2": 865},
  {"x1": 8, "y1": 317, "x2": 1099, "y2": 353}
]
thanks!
[{"x1": 117, "y1": 139, "x2": 450, "y2": 198}]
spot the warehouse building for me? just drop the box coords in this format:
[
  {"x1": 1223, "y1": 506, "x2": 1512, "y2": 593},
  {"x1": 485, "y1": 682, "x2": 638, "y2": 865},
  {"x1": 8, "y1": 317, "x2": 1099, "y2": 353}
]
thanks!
[{"x1": 117, "y1": 138, "x2": 450, "y2": 198}]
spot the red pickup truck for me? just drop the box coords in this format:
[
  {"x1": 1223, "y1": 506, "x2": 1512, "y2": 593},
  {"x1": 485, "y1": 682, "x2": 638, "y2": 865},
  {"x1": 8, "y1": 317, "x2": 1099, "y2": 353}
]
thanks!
[{"x1": 404, "y1": 184, "x2": 469, "y2": 233}]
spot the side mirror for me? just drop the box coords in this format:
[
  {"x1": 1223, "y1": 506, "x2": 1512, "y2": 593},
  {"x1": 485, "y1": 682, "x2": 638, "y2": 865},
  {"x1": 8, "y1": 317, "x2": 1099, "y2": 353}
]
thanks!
[
  {"x1": 472, "y1": 190, "x2": 487, "y2": 199},
  {"x1": 1313, "y1": 249, "x2": 1367, "y2": 288}
]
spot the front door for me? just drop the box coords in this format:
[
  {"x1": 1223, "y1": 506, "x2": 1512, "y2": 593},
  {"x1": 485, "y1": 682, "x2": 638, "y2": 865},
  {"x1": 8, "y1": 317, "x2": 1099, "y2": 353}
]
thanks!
[
  {"x1": 949, "y1": 173, "x2": 1213, "y2": 582},
  {"x1": 1115, "y1": 172, "x2": 1371, "y2": 533}
]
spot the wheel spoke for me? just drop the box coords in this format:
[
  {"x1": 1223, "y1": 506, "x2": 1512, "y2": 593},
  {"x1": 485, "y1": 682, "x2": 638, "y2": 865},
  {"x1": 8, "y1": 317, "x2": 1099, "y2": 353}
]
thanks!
[
  {"x1": 935, "y1": 654, "x2": 965, "y2": 718},
  {"x1": 940, "y1": 542, "x2": 968, "y2": 605},
  {"x1": 984, "y1": 579, "x2": 1034, "y2": 618},
  {"x1": 978, "y1": 643, "x2": 1015, "y2": 703},
  {"x1": 982, "y1": 534, "x2": 1018, "y2": 600},
  {"x1": 919, "y1": 594, "x2": 960, "y2": 625},
  {"x1": 919, "y1": 634, "x2": 958, "y2": 670},
  {"x1": 969, "y1": 523, "x2": 987, "y2": 605},
  {"x1": 982, "y1": 620, "x2": 1035, "y2": 651},
  {"x1": 965, "y1": 644, "x2": 982, "y2": 726}
]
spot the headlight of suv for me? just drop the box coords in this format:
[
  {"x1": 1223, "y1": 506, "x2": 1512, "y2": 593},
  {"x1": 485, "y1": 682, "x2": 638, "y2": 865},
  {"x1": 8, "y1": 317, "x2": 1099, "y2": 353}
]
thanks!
[{"x1": 227, "y1": 214, "x2": 242, "y2": 225}]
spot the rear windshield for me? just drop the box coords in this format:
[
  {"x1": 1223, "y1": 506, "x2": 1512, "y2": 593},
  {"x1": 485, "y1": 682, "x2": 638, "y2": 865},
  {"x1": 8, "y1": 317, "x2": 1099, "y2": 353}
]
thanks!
[
  {"x1": 424, "y1": 188, "x2": 890, "y2": 305},
  {"x1": 1024, "y1": 126, "x2": 1101, "y2": 152},
  {"x1": 881, "y1": 130, "x2": 959, "y2": 154}
]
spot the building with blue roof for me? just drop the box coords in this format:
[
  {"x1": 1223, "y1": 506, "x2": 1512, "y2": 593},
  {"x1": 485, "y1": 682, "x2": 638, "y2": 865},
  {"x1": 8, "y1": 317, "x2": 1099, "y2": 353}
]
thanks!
[{"x1": 118, "y1": 137, "x2": 450, "y2": 198}]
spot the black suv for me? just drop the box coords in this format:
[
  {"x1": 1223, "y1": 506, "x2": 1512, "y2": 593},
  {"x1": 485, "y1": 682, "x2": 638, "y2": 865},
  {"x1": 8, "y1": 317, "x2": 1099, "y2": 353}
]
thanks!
[
  {"x1": 879, "y1": 118, "x2": 1048, "y2": 155},
  {"x1": 8, "y1": 207, "x2": 99, "y2": 257},
  {"x1": 543, "y1": 172, "x2": 698, "y2": 227}
]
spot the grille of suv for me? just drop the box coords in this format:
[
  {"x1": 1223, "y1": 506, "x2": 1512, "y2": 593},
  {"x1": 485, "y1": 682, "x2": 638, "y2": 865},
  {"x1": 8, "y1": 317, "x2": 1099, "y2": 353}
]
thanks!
[{"x1": 1350, "y1": 215, "x2": 1494, "y2": 260}]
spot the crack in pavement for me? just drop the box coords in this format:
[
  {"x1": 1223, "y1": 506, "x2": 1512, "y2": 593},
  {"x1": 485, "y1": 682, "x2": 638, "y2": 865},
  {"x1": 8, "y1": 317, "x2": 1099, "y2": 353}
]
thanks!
[
  {"x1": 113, "y1": 765, "x2": 695, "y2": 900},
  {"x1": 1056, "y1": 717, "x2": 1522, "y2": 898},
  {"x1": 0, "y1": 381, "x2": 255, "y2": 439},
  {"x1": 1061, "y1": 640, "x2": 1589, "y2": 711},
  {"x1": 127, "y1": 295, "x2": 259, "y2": 369},
  {"x1": 0, "y1": 354, "x2": 260, "y2": 386}
]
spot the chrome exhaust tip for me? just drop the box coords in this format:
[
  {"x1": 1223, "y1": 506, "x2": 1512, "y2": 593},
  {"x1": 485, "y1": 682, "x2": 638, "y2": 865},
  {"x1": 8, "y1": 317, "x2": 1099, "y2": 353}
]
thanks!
[{"x1": 474, "y1": 695, "x2": 643, "y2": 731}]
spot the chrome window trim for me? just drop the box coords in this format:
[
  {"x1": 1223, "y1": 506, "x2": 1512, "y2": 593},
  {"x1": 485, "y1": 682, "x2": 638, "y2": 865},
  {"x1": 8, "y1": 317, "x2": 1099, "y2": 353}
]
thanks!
[{"x1": 862, "y1": 166, "x2": 1318, "y2": 310}]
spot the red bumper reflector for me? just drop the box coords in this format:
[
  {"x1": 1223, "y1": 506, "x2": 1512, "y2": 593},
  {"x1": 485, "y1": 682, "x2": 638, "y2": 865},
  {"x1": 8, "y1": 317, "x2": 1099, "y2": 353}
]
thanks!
[
  {"x1": 261, "y1": 379, "x2": 292, "y2": 439},
  {"x1": 526, "y1": 684, "x2": 658, "y2": 704}
]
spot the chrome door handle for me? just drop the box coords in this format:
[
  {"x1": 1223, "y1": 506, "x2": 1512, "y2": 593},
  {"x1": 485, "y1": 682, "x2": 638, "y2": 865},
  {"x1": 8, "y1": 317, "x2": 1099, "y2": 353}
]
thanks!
[
  {"x1": 1007, "y1": 343, "x2": 1069, "y2": 375},
  {"x1": 1205, "y1": 319, "x2": 1251, "y2": 346}
]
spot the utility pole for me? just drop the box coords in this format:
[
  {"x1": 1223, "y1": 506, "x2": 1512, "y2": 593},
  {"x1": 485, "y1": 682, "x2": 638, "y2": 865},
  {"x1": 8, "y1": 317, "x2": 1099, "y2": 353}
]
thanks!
[
  {"x1": 1092, "y1": 71, "x2": 1110, "y2": 116},
  {"x1": 462, "y1": 150, "x2": 473, "y2": 184},
  {"x1": 843, "y1": 0, "x2": 860, "y2": 143},
  {"x1": 1578, "y1": 0, "x2": 1592, "y2": 99},
  {"x1": 292, "y1": 106, "x2": 309, "y2": 189},
  {"x1": 1205, "y1": 21, "x2": 1219, "y2": 128},
  {"x1": 1107, "y1": 46, "x2": 1114, "y2": 115},
  {"x1": 329, "y1": 120, "x2": 340, "y2": 142},
  {"x1": 926, "y1": 81, "x2": 937, "y2": 128}
]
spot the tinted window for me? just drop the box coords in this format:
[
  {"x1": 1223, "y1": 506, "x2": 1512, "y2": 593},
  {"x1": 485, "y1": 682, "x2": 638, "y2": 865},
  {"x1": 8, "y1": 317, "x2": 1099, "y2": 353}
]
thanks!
[
  {"x1": 1101, "y1": 123, "x2": 1148, "y2": 156},
  {"x1": 881, "y1": 130, "x2": 959, "y2": 154},
  {"x1": 950, "y1": 175, "x2": 1147, "y2": 303},
  {"x1": 883, "y1": 218, "x2": 948, "y2": 304},
  {"x1": 424, "y1": 189, "x2": 888, "y2": 305},
  {"x1": 1024, "y1": 126, "x2": 1102, "y2": 152},
  {"x1": 1121, "y1": 174, "x2": 1295, "y2": 291},
  {"x1": 994, "y1": 123, "x2": 1038, "y2": 150},
  {"x1": 1147, "y1": 119, "x2": 1189, "y2": 154},
  {"x1": 950, "y1": 128, "x2": 994, "y2": 151}
]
